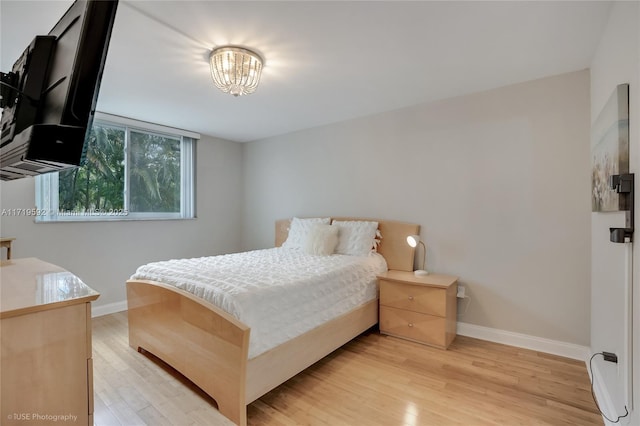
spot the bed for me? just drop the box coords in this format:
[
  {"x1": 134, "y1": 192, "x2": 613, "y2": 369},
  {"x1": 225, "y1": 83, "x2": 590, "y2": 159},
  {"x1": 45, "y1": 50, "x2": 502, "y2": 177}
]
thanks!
[{"x1": 126, "y1": 217, "x2": 419, "y2": 425}]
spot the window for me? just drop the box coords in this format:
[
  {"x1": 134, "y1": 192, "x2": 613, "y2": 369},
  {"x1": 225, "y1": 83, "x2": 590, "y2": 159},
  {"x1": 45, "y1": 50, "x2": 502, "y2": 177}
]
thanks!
[{"x1": 36, "y1": 114, "x2": 197, "y2": 222}]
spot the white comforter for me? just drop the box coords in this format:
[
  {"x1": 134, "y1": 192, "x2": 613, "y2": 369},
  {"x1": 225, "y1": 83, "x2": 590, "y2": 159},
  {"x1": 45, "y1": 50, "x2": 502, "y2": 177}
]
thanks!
[{"x1": 130, "y1": 247, "x2": 388, "y2": 358}]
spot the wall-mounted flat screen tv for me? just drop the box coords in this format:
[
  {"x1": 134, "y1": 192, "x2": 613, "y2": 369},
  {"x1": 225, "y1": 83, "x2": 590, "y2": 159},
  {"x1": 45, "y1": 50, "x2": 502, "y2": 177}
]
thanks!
[{"x1": 0, "y1": 0, "x2": 119, "y2": 180}]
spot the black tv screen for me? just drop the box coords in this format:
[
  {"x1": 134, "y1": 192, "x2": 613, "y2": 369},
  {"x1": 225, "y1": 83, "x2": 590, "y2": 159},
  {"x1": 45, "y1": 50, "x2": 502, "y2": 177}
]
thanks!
[{"x1": 0, "y1": 0, "x2": 118, "y2": 181}]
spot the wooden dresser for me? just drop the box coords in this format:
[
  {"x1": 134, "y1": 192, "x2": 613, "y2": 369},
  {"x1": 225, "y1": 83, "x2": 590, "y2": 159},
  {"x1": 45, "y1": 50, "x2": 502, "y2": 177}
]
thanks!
[
  {"x1": 1, "y1": 258, "x2": 99, "y2": 426},
  {"x1": 378, "y1": 270, "x2": 457, "y2": 349}
]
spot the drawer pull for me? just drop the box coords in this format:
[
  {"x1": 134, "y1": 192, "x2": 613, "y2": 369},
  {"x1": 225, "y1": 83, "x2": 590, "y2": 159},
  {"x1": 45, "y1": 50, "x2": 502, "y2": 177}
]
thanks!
[
  {"x1": 408, "y1": 296, "x2": 414, "y2": 301},
  {"x1": 408, "y1": 323, "x2": 414, "y2": 327}
]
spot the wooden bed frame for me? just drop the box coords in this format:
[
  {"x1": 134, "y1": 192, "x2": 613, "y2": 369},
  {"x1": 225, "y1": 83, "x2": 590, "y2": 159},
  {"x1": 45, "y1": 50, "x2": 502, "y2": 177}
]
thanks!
[{"x1": 127, "y1": 217, "x2": 419, "y2": 425}]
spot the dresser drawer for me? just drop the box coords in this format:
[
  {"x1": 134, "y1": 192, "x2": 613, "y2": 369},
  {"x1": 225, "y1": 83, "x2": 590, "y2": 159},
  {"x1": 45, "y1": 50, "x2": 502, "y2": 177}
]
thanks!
[
  {"x1": 380, "y1": 306, "x2": 447, "y2": 348},
  {"x1": 379, "y1": 279, "x2": 446, "y2": 316}
]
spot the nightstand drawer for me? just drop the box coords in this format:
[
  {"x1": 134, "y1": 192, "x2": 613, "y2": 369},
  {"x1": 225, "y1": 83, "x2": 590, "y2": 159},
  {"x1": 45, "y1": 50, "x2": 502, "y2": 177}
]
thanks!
[
  {"x1": 379, "y1": 280, "x2": 446, "y2": 316},
  {"x1": 380, "y1": 306, "x2": 447, "y2": 348}
]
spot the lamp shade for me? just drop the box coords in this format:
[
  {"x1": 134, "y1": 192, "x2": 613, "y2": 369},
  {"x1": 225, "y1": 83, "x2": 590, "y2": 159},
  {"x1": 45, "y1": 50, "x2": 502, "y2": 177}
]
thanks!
[{"x1": 406, "y1": 235, "x2": 420, "y2": 248}]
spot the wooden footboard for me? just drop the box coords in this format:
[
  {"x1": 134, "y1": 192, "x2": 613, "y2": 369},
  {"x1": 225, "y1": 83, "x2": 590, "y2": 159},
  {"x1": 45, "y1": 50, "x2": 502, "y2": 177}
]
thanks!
[
  {"x1": 127, "y1": 279, "x2": 378, "y2": 426},
  {"x1": 127, "y1": 280, "x2": 250, "y2": 426}
]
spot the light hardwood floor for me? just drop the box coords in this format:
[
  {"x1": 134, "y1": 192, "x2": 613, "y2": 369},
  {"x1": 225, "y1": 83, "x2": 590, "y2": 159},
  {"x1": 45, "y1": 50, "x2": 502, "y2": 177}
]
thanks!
[{"x1": 92, "y1": 312, "x2": 602, "y2": 426}]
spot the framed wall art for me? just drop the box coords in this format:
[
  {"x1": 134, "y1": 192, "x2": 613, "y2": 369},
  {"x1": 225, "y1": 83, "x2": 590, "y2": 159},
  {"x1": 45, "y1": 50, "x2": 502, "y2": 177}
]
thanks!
[{"x1": 591, "y1": 83, "x2": 630, "y2": 212}]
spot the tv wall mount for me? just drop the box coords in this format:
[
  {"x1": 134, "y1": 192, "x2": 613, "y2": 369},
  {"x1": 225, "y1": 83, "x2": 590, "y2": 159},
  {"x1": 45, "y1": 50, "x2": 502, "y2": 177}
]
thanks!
[{"x1": 609, "y1": 173, "x2": 634, "y2": 243}]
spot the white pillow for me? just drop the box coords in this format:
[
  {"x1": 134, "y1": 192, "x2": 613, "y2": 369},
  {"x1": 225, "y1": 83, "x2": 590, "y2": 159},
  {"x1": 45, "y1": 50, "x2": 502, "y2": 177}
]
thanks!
[
  {"x1": 282, "y1": 217, "x2": 331, "y2": 249},
  {"x1": 304, "y1": 224, "x2": 339, "y2": 256},
  {"x1": 332, "y1": 220, "x2": 379, "y2": 256}
]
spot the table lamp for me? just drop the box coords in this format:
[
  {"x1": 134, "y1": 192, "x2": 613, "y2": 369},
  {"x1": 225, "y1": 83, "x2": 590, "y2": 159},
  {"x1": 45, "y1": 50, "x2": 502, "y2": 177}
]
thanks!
[{"x1": 406, "y1": 235, "x2": 429, "y2": 276}]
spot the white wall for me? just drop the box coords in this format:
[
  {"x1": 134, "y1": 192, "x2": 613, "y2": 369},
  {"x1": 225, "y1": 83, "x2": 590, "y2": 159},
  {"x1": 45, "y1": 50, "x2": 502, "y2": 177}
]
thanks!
[
  {"x1": 0, "y1": 135, "x2": 244, "y2": 310},
  {"x1": 243, "y1": 70, "x2": 592, "y2": 347},
  {"x1": 590, "y1": 2, "x2": 640, "y2": 424}
]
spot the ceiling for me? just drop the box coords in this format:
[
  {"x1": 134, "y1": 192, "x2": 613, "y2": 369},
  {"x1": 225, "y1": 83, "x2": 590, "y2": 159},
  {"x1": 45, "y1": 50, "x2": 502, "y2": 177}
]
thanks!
[{"x1": 1, "y1": 1, "x2": 612, "y2": 142}]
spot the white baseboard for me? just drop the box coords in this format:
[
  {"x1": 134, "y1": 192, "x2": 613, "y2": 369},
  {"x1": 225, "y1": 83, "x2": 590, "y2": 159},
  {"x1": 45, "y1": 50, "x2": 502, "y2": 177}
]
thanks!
[
  {"x1": 91, "y1": 300, "x2": 128, "y2": 318},
  {"x1": 589, "y1": 358, "x2": 624, "y2": 426},
  {"x1": 457, "y1": 321, "x2": 590, "y2": 361}
]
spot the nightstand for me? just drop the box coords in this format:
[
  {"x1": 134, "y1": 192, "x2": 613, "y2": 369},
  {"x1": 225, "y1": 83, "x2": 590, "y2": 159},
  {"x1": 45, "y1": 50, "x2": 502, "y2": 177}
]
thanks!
[{"x1": 378, "y1": 270, "x2": 458, "y2": 349}]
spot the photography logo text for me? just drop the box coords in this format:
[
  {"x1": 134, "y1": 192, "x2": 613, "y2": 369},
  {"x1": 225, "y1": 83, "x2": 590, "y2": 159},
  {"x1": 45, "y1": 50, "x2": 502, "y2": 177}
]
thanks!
[{"x1": 7, "y1": 413, "x2": 78, "y2": 422}]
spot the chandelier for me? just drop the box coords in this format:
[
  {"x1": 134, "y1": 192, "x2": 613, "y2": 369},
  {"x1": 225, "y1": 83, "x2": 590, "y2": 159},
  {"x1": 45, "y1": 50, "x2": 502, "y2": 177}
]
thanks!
[{"x1": 209, "y1": 46, "x2": 263, "y2": 97}]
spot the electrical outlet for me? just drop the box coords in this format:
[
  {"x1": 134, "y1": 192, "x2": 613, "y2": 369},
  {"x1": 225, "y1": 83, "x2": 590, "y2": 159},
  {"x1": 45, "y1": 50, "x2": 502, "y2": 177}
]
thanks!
[{"x1": 457, "y1": 285, "x2": 465, "y2": 298}]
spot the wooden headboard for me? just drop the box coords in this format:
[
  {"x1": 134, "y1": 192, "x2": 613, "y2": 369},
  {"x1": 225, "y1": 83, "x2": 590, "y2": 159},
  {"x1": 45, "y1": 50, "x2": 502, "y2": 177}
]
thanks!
[{"x1": 275, "y1": 217, "x2": 420, "y2": 272}]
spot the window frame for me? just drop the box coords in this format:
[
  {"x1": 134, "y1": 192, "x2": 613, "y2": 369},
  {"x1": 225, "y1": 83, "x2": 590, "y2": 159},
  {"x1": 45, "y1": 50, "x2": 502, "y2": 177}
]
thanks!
[{"x1": 35, "y1": 113, "x2": 197, "y2": 223}]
